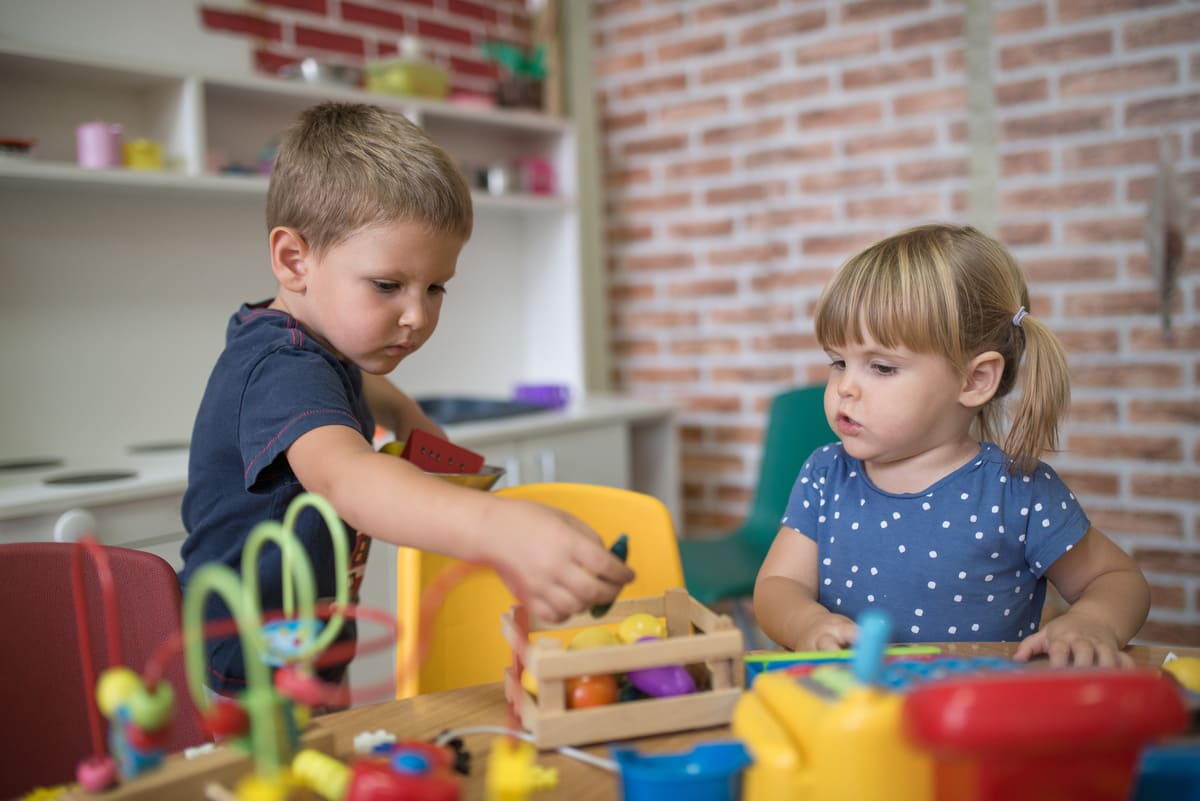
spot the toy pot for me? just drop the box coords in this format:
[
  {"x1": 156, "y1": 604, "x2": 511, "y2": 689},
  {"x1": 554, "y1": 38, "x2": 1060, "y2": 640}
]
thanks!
[{"x1": 76, "y1": 121, "x2": 123, "y2": 169}]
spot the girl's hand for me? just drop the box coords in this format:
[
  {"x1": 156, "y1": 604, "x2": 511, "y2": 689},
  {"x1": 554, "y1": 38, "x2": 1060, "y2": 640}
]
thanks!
[
  {"x1": 790, "y1": 609, "x2": 858, "y2": 652},
  {"x1": 482, "y1": 498, "x2": 636, "y2": 624},
  {"x1": 1013, "y1": 611, "x2": 1134, "y2": 668}
]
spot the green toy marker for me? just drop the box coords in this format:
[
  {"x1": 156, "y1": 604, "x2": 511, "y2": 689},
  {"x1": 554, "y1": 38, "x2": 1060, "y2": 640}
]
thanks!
[{"x1": 591, "y1": 533, "x2": 629, "y2": 617}]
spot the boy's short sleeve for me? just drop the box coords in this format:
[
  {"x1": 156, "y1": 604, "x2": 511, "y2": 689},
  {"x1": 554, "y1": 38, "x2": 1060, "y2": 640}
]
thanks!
[{"x1": 238, "y1": 348, "x2": 366, "y2": 491}]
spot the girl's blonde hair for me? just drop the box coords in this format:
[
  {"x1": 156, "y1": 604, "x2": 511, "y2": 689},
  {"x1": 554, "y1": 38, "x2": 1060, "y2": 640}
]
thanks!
[
  {"x1": 814, "y1": 223, "x2": 1070, "y2": 474},
  {"x1": 267, "y1": 102, "x2": 473, "y2": 255}
]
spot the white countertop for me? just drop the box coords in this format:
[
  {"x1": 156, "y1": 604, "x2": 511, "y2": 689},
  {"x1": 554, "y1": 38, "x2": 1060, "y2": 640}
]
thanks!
[{"x1": 0, "y1": 394, "x2": 678, "y2": 520}]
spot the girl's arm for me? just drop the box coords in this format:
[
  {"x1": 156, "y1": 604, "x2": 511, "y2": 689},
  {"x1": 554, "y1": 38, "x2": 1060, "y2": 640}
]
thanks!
[
  {"x1": 1013, "y1": 526, "x2": 1150, "y2": 668},
  {"x1": 753, "y1": 526, "x2": 858, "y2": 651},
  {"x1": 362, "y1": 373, "x2": 446, "y2": 441}
]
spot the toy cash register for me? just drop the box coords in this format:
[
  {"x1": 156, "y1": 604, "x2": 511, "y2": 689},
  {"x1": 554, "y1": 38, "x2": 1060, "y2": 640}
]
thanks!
[{"x1": 732, "y1": 610, "x2": 1189, "y2": 801}]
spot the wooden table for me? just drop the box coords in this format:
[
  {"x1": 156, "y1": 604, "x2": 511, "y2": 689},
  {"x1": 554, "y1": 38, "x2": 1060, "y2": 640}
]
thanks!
[
  {"x1": 304, "y1": 641, "x2": 1195, "y2": 801},
  {"x1": 71, "y1": 641, "x2": 1197, "y2": 801}
]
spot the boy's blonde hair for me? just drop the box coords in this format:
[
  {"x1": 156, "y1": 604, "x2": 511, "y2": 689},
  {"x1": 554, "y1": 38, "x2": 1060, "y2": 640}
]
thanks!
[
  {"x1": 814, "y1": 223, "x2": 1070, "y2": 474},
  {"x1": 267, "y1": 102, "x2": 473, "y2": 255}
]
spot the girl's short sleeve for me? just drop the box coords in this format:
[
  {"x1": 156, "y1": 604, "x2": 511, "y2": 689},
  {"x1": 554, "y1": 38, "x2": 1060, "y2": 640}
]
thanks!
[
  {"x1": 780, "y1": 446, "x2": 834, "y2": 542},
  {"x1": 1020, "y1": 461, "x2": 1091, "y2": 578}
]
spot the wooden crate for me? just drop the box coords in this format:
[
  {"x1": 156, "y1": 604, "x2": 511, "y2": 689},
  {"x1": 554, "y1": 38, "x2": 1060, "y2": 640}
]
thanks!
[{"x1": 500, "y1": 588, "x2": 745, "y2": 749}]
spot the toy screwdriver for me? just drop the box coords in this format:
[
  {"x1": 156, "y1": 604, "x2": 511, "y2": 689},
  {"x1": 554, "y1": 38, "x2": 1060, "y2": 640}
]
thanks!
[{"x1": 591, "y1": 533, "x2": 629, "y2": 617}]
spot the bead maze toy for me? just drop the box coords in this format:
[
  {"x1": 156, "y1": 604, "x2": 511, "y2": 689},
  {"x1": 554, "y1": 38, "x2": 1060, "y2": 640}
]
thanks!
[
  {"x1": 732, "y1": 609, "x2": 1191, "y2": 801},
  {"x1": 501, "y1": 587, "x2": 745, "y2": 749}
]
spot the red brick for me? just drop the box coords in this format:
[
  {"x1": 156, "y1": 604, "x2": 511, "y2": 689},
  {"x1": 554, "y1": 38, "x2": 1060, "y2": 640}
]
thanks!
[
  {"x1": 1064, "y1": 216, "x2": 1145, "y2": 244},
  {"x1": 842, "y1": 57, "x2": 935, "y2": 90},
  {"x1": 1067, "y1": 434, "x2": 1183, "y2": 462},
  {"x1": 1059, "y1": 0, "x2": 1174, "y2": 23},
  {"x1": 846, "y1": 193, "x2": 943, "y2": 219},
  {"x1": 750, "y1": 267, "x2": 837, "y2": 292},
  {"x1": 1056, "y1": 469, "x2": 1120, "y2": 496},
  {"x1": 683, "y1": 395, "x2": 743, "y2": 413},
  {"x1": 1091, "y1": 508, "x2": 1183, "y2": 539},
  {"x1": 702, "y1": 118, "x2": 787, "y2": 147},
  {"x1": 666, "y1": 156, "x2": 733, "y2": 179},
  {"x1": 657, "y1": 33, "x2": 726, "y2": 63},
  {"x1": 200, "y1": 7, "x2": 283, "y2": 40},
  {"x1": 712, "y1": 365, "x2": 797, "y2": 383},
  {"x1": 802, "y1": 231, "x2": 888, "y2": 258},
  {"x1": 700, "y1": 52, "x2": 782, "y2": 84},
  {"x1": 708, "y1": 242, "x2": 790, "y2": 268},
  {"x1": 607, "y1": 224, "x2": 653, "y2": 244},
  {"x1": 631, "y1": 367, "x2": 703, "y2": 383},
  {"x1": 667, "y1": 219, "x2": 734, "y2": 239},
  {"x1": 681, "y1": 452, "x2": 744, "y2": 472},
  {"x1": 1000, "y1": 180, "x2": 1115, "y2": 213},
  {"x1": 710, "y1": 305, "x2": 796, "y2": 326},
  {"x1": 415, "y1": 19, "x2": 473, "y2": 45},
  {"x1": 618, "y1": 73, "x2": 688, "y2": 100},
  {"x1": 622, "y1": 252, "x2": 695, "y2": 272},
  {"x1": 1134, "y1": 547, "x2": 1200, "y2": 575},
  {"x1": 667, "y1": 278, "x2": 738, "y2": 298},
  {"x1": 795, "y1": 32, "x2": 881, "y2": 66},
  {"x1": 622, "y1": 133, "x2": 688, "y2": 157},
  {"x1": 1131, "y1": 324, "x2": 1200, "y2": 352},
  {"x1": 1067, "y1": 398, "x2": 1119, "y2": 423},
  {"x1": 799, "y1": 100, "x2": 884, "y2": 130},
  {"x1": 1133, "y1": 472, "x2": 1200, "y2": 501},
  {"x1": 894, "y1": 87, "x2": 966, "y2": 116},
  {"x1": 1001, "y1": 150, "x2": 1052, "y2": 177},
  {"x1": 1124, "y1": 9, "x2": 1200, "y2": 50},
  {"x1": 892, "y1": 14, "x2": 964, "y2": 49},
  {"x1": 1136, "y1": 620, "x2": 1200, "y2": 648},
  {"x1": 1060, "y1": 58, "x2": 1178, "y2": 98},
  {"x1": 744, "y1": 142, "x2": 835, "y2": 169},
  {"x1": 603, "y1": 109, "x2": 649, "y2": 132},
  {"x1": 295, "y1": 25, "x2": 365, "y2": 57},
  {"x1": 596, "y1": 50, "x2": 646, "y2": 76},
  {"x1": 1063, "y1": 137, "x2": 1161, "y2": 170},
  {"x1": 604, "y1": 165, "x2": 651, "y2": 187},
  {"x1": 842, "y1": 0, "x2": 931, "y2": 24},
  {"x1": 997, "y1": 78, "x2": 1050, "y2": 106},
  {"x1": 713, "y1": 425, "x2": 764, "y2": 444},
  {"x1": 1003, "y1": 108, "x2": 1112, "y2": 140},
  {"x1": 1126, "y1": 93, "x2": 1200, "y2": 127},
  {"x1": 254, "y1": 49, "x2": 295, "y2": 75},
  {"x1": 1065, "y1": 288, "x2": 1163, "y2": 317},
  {"x1": 1071, "y1": 363, "x2": 1184, "y2": 389},
  {"x1": 1054, "y1": 327, "x2": 1119, "y2": 353},
  {"x1": 999, "y1": 220, "x2": 1051, "y2": 246},
  {"x1": 995, "y1": 3, "x2": 1048, "y2": 35},
  {"x1": 671, "y1": 337, "x2": 742, "y2": 356},
  {"x1": 752, "y1": 332, "x2": 822, "y2": 352},
  {"x1": 695, "y1": 0, "x2": 777, "y2": 24},
  {"x1": 259, "y1": 0, "x2": 325, "y2": 13},
  {"x1": 616, "y1": 192, "x2": 692, "y2": 214},
  {"x1": 896, "y1": 158, "x2": 968, "y2": 182},
  {"x1": 1148, "y1": 582, "x2": 1186, "y2": 611},
  {"x1": 612, "y1": 339, "x2": 659, "y2": 357},
  {"x1": 448, "y1": 0, "x2": 497, "y2": 24},
  {"x1": 613, "y1": 12, "x2": 685, "y2": 41},
  {"x1": 999, "y1": 31, "x2": 1112, "y2": 69},
  {"x1": 619, "y1": 309, "x2": 699, "y2": 329},
  {"x1": 739, "y1": 9, "x2": 826, "y2": 45},
  {"x1": 1130, "y1": 398, "x2": 1200, "y2": 426},
  {"x1": 799, "y1": 166, "x2": 886, "y2": 193},
  {"x1": 845, "y1": 127, "x2": 938, "y2": 156},
  {"x1": 743, "y1": 76, "x2": 830, "y2": 108},
  {"x1": 744, "y1": 207, "x2": 837, "y2": 230},
  {"x1": 342, "y1": 2, "x2": 405, "y2": 32},
  {"x1": 1022, "y1": 255, "x2": 1118, "y2": 283},
  {"x1": 608, "y1": 282, "x2": 656, "y2": 303},
  {"x1": 705, "y1": 181, "x2": 789, "y2": 206},
  {"x1": 660, "y1": 97, "x2": 729, "y2": 123}
]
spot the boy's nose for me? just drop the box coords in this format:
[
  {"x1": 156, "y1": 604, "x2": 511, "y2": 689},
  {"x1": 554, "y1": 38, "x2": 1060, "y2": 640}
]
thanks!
[{"x1": 397, "y1": 303, "x2": 426, "y2": 330}]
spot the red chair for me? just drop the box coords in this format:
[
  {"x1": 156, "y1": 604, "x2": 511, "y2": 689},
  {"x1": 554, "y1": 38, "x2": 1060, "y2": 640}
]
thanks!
[{"x1": 0, "y1": 541, "x2": 208, "y2": 798}]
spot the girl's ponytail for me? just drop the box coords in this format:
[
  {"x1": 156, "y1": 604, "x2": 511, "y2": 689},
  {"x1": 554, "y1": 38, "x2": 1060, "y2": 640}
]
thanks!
[{"x1": 1002, "y1": 309, "x2": 1071, "y2": 474}]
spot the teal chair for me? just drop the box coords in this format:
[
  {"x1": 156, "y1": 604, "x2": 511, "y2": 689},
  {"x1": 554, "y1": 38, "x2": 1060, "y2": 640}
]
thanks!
[{"x1": 680, "y1": 385, "x2": 834, "y2": 609}]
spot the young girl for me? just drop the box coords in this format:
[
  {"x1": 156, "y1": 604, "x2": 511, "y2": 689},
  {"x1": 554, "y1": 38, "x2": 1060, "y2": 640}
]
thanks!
[{"x1": 753, "y1": 224, "x2": 1149, "y2": 668}]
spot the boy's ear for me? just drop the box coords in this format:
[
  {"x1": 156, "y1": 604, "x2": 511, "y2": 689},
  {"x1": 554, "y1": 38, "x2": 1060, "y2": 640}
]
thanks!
[
  {"x1": 269, "y1": 227, "x2": 309, "y2": 292},
  {"x1": 960, "y1": 350, "x2": 1004, "y2": 410}
]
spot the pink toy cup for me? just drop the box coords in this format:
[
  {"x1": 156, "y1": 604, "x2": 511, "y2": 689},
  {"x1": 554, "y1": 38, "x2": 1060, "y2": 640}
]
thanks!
[{"x1": 76, "y1": 121, "x2": 123, "y2": 169}]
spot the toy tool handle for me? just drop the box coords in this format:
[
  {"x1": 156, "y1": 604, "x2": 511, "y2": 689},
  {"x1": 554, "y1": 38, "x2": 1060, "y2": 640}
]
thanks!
[
  {"x1": 851, "y1": 609, "x2": 893, "y2": 686},
  {"x1": 590, "y1": 534, "x2": 630, "y2": 617}
]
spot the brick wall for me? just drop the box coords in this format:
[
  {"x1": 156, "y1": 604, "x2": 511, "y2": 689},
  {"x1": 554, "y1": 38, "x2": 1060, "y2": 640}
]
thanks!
[
  {"x1": 591, "y1": 1, "x2": 1199, "y2": 646},
  {"x1": 198, "y1": 0, "x2": 534, "y2": 95}
]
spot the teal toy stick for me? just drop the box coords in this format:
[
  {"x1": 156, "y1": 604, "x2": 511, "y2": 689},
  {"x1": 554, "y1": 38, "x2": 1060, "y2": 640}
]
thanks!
[
  {"x1": 851, "y1": 608, "x2": 893, "y2": 686},
  {"x1": 591, "y1": 533, "x2": 629, "y2": 617}
]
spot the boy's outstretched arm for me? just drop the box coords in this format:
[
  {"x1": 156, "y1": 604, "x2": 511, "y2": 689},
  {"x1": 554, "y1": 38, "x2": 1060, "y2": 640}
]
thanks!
[
  {"x1": 1014, "y1": 526, "x2": 1150, "y2": 668},
  {"x1": 753, "y1": 526, "x2": 857, "y2": 651},
  {"x1": 288, "y1": 424, "x2": 635, "y2": 623},
  {"x1": 362, "y1": 373, "x2": 445, "y2": 441}
]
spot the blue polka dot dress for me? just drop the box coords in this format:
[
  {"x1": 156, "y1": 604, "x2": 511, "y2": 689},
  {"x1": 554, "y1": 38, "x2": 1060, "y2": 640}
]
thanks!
[{"x1": 781, "y1": 442, "x2": 1089, "y2": 642}]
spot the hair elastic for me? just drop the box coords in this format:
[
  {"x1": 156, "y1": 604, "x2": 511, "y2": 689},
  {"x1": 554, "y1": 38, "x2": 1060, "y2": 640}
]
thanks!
[{"x1": 1012, "y1": 306, "x2": 1029, "y2": 328}]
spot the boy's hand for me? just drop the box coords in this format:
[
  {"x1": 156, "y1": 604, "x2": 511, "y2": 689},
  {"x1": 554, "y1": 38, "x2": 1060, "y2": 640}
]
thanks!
[
  {"x1": 789, "y1": 609, "x2": 858, "y2": 652},
  {"x1": 1013, "y1": 611, "x2": 1134, "y2": 668},
  {"x1": 483, "y1": 498, "x2": 636, "y2": 623}
]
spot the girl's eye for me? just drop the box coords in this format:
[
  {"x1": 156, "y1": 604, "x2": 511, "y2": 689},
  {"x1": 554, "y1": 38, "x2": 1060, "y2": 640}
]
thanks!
[
  {"x1": 828, "y1": 359, "x2": 846, "y2": 370},
  {"x1": 872, "y1": 362, "x2": 897, "y2": 375},
  {"x1": 372, "y1": 280, "x2": 399, "y2": 292}
]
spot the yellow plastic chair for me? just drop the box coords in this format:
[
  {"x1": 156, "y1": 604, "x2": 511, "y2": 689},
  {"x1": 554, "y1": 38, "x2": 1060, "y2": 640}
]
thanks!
[{"x1": 395, "y1": 482, "x2": 684, "y2": 697}]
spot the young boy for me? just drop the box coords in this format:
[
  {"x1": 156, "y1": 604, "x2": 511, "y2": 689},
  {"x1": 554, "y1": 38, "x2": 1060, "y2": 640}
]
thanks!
[{"x1": 180, "y1": 102, "x2": 634, "y2": 693}]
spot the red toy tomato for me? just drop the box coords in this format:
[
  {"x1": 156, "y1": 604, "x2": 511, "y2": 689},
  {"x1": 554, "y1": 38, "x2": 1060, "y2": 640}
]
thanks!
[{"x1": 565, "y1": 674, "x2": 619, "y2": 709}]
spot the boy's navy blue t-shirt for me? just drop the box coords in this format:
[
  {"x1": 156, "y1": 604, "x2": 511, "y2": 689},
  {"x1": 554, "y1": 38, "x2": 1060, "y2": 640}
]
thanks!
[{"x1": 180, "y1": 302, "x2": 373, "y2": 692}]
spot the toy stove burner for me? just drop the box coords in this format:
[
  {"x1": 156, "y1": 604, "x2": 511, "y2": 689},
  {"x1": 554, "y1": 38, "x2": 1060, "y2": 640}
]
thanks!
[{"x1": 44, "y1": 470, "x2": 138, "y2": 486}]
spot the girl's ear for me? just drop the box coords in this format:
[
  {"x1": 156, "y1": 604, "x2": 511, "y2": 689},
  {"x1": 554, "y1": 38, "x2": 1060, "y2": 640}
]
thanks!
[
  {"x1": 269, "y1": 227, "x2": 309, "y2": 291},
  {"x1": 960, "y1": 350, "x2": 1004, "y2": 410}
]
